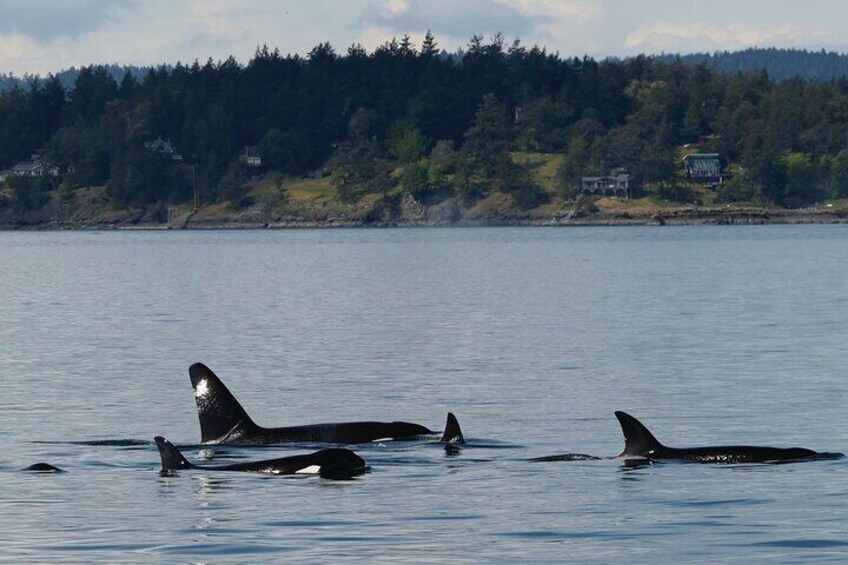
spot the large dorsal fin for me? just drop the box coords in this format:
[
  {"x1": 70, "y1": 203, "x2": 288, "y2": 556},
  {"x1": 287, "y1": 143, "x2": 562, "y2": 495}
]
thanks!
[
  {"x1": 615, "y1": 411, "x2": 664, "y2": 458},
  {"x1": 154, "y1": 437, "x2": 193, "y2": 471},
  {"x1": 440, "y1": 412, "x2": 465, "y2": 444},
  {"x1": 189, "y1": 363, "x2": 258, "y2": 443}
]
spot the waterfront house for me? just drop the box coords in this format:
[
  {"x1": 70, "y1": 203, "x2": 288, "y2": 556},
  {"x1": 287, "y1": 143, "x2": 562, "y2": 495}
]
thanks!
[
  {"x1": 682, "y1": 153, "x2": 722, "y2": 186},
  {"x1": 241, "y1": 146, "x2": 262, "y2": 167},
  {"x1": 8, "y1": 154, "x2": 59, "y2": 178},
  {"x1": 580, "y1": 173, "x2": 633, "y2": 198}
]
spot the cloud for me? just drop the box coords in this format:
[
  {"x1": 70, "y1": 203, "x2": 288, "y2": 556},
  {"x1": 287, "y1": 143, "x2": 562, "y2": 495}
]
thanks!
[
  {"x1": 502, "y1": 0, "x2": 598, "y2": 25},
  {"x1": 0, "y1": 0, "x2": 136, "y2": 41},
  {"x1": 503, "y1": 0, "x2": 600, "y2": 51},
  {"x1": 361, "y1": 0, "x2": 544, "y2": 41},
  {"x1": 0, "y1": 1, "x2": 294, "y2": 75},
  {"x1": 625, "y1": 21, "x2": 835, "y2": 53},
  {"x1": 186, "y1": 0, "x2": 257, "y2": 41},
  {"x1": 0, "y1": 33, "x2": 36, "y2": 70},
  {"x1": 356, "y1": 0, "x2": 601, "y2": 54}
]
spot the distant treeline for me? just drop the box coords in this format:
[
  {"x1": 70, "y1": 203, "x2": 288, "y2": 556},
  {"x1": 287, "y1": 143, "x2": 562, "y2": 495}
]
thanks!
[
  {"x1": 0, "y1": 65, "x2": 150, "y2": 94},
  {"x1": 6, "y1": 46, "x2": 848, "y2": 93},
  {"x1": 3, "y1": 36, "x2": 848, "y2": 212},
  {"x1": 657, "y1": 47, "x2": 848, "y2": 82}
]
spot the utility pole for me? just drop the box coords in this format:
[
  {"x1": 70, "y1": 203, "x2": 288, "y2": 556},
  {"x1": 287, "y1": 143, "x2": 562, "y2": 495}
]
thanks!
[{"x1": 192, "y1": 159, "x2": 199, "y2": 212}]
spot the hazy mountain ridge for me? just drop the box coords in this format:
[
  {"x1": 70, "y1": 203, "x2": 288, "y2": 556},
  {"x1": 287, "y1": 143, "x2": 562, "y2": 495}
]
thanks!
[
  {"x1": 1, "y1": 65, "x2": 155, "y2": 93},
  {"x1": 654, "y1": 47, "x2": 848, "y2": 81}
]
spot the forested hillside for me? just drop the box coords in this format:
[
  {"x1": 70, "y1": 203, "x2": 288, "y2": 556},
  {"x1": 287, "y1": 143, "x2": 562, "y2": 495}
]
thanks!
[{"x1": 3, "y1": 35, "x2": 848, "y2": 220}]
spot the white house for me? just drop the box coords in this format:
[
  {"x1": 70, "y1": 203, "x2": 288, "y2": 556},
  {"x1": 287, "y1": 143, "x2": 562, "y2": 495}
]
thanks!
[
  {"x1": 4, "y1": 154, "x2": 60, "y2": 180},
  {"x1": 241, "y1": 146, "x2": 262, "y2": 167}
]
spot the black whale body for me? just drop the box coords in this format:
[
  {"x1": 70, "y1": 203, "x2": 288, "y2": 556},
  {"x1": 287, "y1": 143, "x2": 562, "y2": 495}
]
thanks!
[
  {"x1": 154, "y1": 436, "x2": 365, "y2": 479},
  {"x1": 616, "y1": 411, "x2": 844, "y2": 463},
  {"x1": 189, "y1": 362, "x2": 437, "y2": 444},
  {"x1": 23, "y1": 462, "x2": 64, "y2": 473}
]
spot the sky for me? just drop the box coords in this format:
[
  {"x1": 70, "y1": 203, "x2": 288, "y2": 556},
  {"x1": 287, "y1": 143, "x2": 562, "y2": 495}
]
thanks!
[{"x1": 1, "y1": 0, "x2": 846, "y2": 76}]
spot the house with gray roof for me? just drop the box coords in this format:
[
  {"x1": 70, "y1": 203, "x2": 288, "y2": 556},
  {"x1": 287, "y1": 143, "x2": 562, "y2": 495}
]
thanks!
[
  {"x1": 3, "y1": 154, "x2": 60, "y2": 180},
  {"x1": 580, "y1": 173, "x2": 633, "y2": 198},
  {"x1": 144, "y1": 136, "x2": 183, "y2": 161},
  {"x1": 683, "y1": 153, "x2": 722, "y2": 186}
]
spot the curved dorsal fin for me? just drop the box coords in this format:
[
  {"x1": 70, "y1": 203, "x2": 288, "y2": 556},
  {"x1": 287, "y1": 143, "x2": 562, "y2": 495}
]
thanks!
[
  {"x1": 189, "y1": 363, "x2": 258, "y2": 443},
  {"x1": 440, "y1": 412, "x2": 465, "y2": 444},
  {"x1": 615, "y1": 411, "x2": 664, "y2": 458},
  {"x1": 154, "y1": 437, "x2": 193, "y2": 471}
]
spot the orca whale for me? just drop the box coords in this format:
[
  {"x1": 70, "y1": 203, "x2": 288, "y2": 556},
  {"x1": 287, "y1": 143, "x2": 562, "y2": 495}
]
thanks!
[
  {"x1": 189, "y1": 362, "x2": 435, "y2": 444},
  {"x1": 154, "y1": 436, "x2": 366, "y2": 478},
  {"x1": 616, "y1": 411, "x2": 844, "y2": 463}
]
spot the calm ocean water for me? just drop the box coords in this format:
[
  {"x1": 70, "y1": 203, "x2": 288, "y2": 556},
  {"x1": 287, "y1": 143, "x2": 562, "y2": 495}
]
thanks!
[{"x1": 2, "y1": 225, "x2": 848, "y2": 563}]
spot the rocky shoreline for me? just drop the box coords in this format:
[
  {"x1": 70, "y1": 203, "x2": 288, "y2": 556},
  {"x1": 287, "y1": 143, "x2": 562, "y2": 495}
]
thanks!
[{"x1": 3, "y1": 191, "x2": 847, "y2": 230}]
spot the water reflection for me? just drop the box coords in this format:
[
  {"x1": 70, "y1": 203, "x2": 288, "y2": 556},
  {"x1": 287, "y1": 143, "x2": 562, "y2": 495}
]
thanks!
[
  {"x1": 619, "y1": 458, "x2": 653, "y2": 470},
  {"x1": 193, "y1": 475, "x2": 233, "y2": 500},
  {"x1": 194, "y1": 516, "x2": 219, "y2": 532},
  {"x1": 444, "y1": 445, "x2": 462, "y2": 457},
  {"x1": 617, "y1": 458, "x2": 655, "y2": 483}
]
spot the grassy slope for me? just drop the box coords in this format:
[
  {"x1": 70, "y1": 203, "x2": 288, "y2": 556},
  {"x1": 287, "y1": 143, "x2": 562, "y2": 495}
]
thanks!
[{"x1": 7, "y1": 150, "x2": 848, "y2": 227}]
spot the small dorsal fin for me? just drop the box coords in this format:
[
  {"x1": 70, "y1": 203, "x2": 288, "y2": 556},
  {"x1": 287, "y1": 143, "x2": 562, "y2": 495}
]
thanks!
[
  {"x1": 154, "y1": 437, "x2": 193, "y2": 471},
  {"x1": 615, "y1": 411, "x2": 664, "y2": 458},
  {"x1": 440, "y1": 412, "x2": 465, "y2": 444},
  {"x1": 189, "y1": 363, "x2": 258, "y2": 443}
]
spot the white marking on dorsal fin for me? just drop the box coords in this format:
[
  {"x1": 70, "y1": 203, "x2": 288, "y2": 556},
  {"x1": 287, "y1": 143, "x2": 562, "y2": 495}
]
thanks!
[
  {"x1": 371, "y1": 437, "x2": 394, "y2": 443},
  {"x1": 194, "y1": 379, "x2": 209, "y2": 398},
  {"x1": 295, "y1": 465, "x2": 321, "y2": 474}
]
